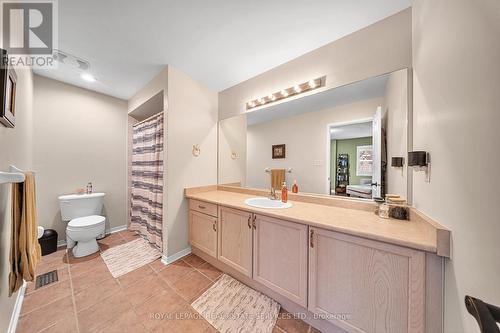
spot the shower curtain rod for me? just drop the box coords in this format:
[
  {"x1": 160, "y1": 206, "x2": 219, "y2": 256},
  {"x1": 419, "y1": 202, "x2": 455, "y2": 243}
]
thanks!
[{"x1": 132, "y1": 111, "x2": 164, "y2": 127}]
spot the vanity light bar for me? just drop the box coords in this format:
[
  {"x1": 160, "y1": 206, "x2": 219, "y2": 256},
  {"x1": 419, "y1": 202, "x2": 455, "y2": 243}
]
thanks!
[{"x1": 246, "y1": 76, "x2": 326, "y2": 110}]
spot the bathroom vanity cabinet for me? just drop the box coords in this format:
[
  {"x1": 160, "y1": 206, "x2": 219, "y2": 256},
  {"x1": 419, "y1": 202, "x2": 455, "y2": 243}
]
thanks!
[
  {"x1": 187, "y1": 188, "x2": 449, "y2": 333},
  {"x1": 188, "y1": 199, "x2": 218, "y2": 258},
  {"x1": 218, "y1": 207, "x2": 253, "y2": 277},
  {"x1": 253, "y1": 214, "x2": 308, "y2": 307},
  {"x1": 188, "y1": 210, "x2": 217, "y2": 258},
  {"x1": 308, "y1": 228, "x2": 425, "y2": 333}
]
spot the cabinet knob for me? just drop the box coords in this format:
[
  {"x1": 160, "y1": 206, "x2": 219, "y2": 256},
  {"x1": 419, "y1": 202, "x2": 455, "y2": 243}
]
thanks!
[
  {"x1": 310, "y1": 229, "x2": 314, "y2": 248},
  {"x1": 213, "y1": 221, "x2": 217, "y2": 232},
  {"x1": 252, "y1": 215, "x2": 257, "y2": 229},
  {"x1": 198, "y1": 205, "x2": 206, "y2": 210},
  {"x1": 247, "y1": 215, "x2": 252, "y2": 229}
]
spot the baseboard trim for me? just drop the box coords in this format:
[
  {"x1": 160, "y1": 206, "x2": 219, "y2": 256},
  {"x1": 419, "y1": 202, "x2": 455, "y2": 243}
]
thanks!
[
  {"x1": 161, "y1": 246, "x2": 192, "y2": 265},
  {"x1": 56, "y1": 224, "x2": 128, "y2": 247},
  {"x1": 7, "y1": 281, "x2": 26, "y2": 333}
]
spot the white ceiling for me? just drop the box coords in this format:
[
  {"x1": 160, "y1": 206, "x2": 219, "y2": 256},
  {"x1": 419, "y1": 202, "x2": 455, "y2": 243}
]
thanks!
[{"x1": 34, "y1": 0, "x2": 410, "y2": 100}]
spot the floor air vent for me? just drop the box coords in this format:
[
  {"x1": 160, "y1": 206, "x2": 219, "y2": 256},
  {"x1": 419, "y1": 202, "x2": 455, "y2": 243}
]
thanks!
[{"x1": 35, "y1": 270, "x2": 58, "y2": 289}]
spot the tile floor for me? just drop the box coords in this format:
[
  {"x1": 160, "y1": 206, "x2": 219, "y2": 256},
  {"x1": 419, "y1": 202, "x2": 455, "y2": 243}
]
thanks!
[{"x1": 17, "y1": 230, "x2": 319, "y2": 333}]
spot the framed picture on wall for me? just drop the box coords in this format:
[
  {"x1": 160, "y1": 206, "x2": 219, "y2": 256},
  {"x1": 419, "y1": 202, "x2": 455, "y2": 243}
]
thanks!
[
  {"x1": 0, "y1": 48, "x2": 17, "y2": 128},
  {"x1": 272, "y1": 144, "x2": 286, "y2": 159},
  {"x1": 356, "y1": 145, "x2": 373, "y2": 176}
]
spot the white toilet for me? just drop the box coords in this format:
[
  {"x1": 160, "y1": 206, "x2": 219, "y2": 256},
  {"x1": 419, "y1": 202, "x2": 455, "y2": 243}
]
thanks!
[{"x1": 58, "y1": 192, "x2": 106, "y2": 257}]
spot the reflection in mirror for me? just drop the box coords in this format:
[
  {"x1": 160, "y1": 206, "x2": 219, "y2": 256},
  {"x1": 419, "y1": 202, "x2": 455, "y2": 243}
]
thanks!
[{"x1": 218, "y1": 68, "x2": 411, "y2": 202}]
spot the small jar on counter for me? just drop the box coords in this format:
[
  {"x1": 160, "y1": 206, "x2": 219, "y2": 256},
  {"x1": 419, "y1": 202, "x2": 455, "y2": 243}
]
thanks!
[
  {"x1": 378, "y1": 202, "x2": 390, "y2": 219},
  {"x1": 387, "y1": 197, "x2": 409, "y2": 220}
]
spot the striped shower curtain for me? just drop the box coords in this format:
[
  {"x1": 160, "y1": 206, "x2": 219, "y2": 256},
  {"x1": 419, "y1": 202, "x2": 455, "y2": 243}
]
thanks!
[{"x1": 129, "y1": 113, "x2": 164, "y2": 250}]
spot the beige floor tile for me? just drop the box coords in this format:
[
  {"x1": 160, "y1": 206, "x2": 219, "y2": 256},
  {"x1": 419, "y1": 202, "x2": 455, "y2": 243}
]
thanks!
[
  {"x1": 74, "y1": 277, "x2": 121, "y2": 312},
  {"x1": 183, "y1": 254, "x2": 206, "y2": 268},
  {"x1": 196, "y1": 262, "x2": 222, "y2": 281},
  {"x1": 117, "y1": 229, "x2": 140, "y2": 241},
  {"x1": 21, "y1": 280, "x2": 72, "y2": 315},
  {"x1": 98, "y1": 232, "x2": 123, "y2": 244},
  {"x1": 157, "y1": 259, "x2": 194, "y2": 285},
  {"x1": 67, "y1": 249, "x2": 101, "y2": 264},
  {"x1": 97, "y1": 233, "x2": 127, "y2": 250},
  {"x1": 123, "y1": 273, "x2": 168, "y2": 307},
  {"x1": 135, "y1": 288, "x2": 186, "y2": 330},
  {"x1": 117, "y1": 263, "x2": 154, "y2": 287},
  {"x1": 172, "y1": 270, "x2": 212, "y2": 302},
  {"x1": 69, "y1": 254, "x2": 106, "y2": 277},
  {"x1": 17, "y1": 296, "x2": 74, "y2": 333},
  {"x1": 152, "y1": 305, "x2": 211, "y2": 333},
  {"x1": 276, "y1": 309, "x2": 310, "y2": 333},
  {"x1": 273, "y1": 325, "x2": 286, "y2": 333},
  {"x1": 149, "y1": 258, "x2": 167, "y2": 272},
  {"x1": 94, "y1": 308, "x2": 147, "y2": 333},
  {"x1": 39, "y1": 315, "x2": 78, "y2": 333},
  {"x1": 36, "y1": 257, "x2": 68, "y2": 276},
  {"x1": 71, "y1": 263, "x2": 114, "y2": 293},
  {"x1": 77, "y1": 292, "x2": 133, "y2": 333},
  {"x1": 40, "y1": 249, "x2": 69, "y2": 265}
]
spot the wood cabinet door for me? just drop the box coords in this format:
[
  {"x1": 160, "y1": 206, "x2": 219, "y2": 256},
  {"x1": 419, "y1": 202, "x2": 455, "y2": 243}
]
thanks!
[
  {"x1": 308, "y1": 227, "x2": 425, "y2": 333},
  {"x1": 189, "y1": 210, "x2": 217, "y2": 258},
  {"x1": 217, "y1": 207, "x2": 253, "y2": 277},
  {"x1": 253, "y1": 214, "x2": 308, "y2": 307}
]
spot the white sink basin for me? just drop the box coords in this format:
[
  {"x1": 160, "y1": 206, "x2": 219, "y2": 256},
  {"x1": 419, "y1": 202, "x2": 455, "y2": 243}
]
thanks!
[{"x1": 244, "y1": 197, "x2": 292, "y2": 209}]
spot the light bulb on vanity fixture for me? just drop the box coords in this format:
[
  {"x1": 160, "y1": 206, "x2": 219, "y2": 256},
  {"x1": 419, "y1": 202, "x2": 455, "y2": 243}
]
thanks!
[{"x1": 245, "y1": 76, "x2": 325, "y2": 110}]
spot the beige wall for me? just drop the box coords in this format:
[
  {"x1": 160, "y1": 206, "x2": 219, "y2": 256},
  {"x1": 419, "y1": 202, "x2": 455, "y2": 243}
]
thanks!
[
  {"x1": 33, "y1": 75, "x2": 128, "y2": 241},
  {"x1": 0, "y1": 68, "x2": 34, "y2": 332},
  {"x1": 383, "y1": 69, "x2": 409, "y2": 199},
  {"x1": 247, "y1": 98, "x2": 382, "y2": 194},
  {"x1": 128, "y1": 68, "x2": 168, "y2": 114},
  {"x1": 412, "y1": 0, "x2": 500, "y2": 331},
  {"x1": 218, "y1": 8, "x2": 412, "y2": 120},
  {"x1": 165, "y1": 66, "x2": 218, "y2": 256}
]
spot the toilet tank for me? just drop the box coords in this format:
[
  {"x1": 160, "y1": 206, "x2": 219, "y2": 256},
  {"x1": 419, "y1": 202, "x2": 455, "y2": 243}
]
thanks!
[{"x1": 58, "y1": 193, "x2": 106, "y2": 221}]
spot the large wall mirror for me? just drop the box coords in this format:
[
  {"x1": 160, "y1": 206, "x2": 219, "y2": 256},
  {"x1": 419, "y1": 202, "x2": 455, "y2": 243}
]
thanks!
[{"x1": 218, "y1": 68, "x2": 412, "y2": 203}]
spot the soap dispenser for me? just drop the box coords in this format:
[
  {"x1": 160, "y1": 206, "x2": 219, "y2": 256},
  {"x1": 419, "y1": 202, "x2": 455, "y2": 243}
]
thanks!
[
  {"x1": 281, "y1": 182, "x2": 288, "y2": 203},
  {"x1": 292, "y1": 180, "x2": 299, "y2": 193}
]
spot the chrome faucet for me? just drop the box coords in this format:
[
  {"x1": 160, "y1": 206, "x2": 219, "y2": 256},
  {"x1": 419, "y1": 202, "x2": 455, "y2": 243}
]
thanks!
[{"x1": 269, "y1": 187, "x2": 278, "y2": 200}]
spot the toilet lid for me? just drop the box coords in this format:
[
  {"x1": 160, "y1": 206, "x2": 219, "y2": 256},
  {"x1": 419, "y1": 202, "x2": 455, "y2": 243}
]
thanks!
[{"x1": 68, "y1": 215, "x2": 105, "y2": 228}]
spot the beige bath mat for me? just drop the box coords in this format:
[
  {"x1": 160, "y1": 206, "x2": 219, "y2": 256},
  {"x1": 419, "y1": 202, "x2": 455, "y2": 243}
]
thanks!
[
  {"x1": 191, "y1": 274, "x2": 280, "y2": 333},
  {"x1": 101, "y1": 238, "x2": 161, "y2": 278}
]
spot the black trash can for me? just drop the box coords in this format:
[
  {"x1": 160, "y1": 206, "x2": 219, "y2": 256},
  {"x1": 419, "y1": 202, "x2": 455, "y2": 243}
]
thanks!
[{"x1": 38, "y1": 229, "x2": 58, "y2": 256}]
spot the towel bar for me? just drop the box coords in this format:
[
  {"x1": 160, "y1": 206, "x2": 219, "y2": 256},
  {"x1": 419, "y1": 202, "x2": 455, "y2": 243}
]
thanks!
[
  {"x1": 0, "y1": 165, "x2": 27, "y2": 184},
  {"x1": 264, "y1": 167, "x2": 292, "y2": 173}
]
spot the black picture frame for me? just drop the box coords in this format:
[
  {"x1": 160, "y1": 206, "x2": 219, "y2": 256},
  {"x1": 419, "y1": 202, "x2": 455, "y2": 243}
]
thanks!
[
  {"x1": 0, "y1": 48, "x2": 17, "y2": 128},
  {"x1": 272, "y1": 144, "x2": 286, "y2": 159}
]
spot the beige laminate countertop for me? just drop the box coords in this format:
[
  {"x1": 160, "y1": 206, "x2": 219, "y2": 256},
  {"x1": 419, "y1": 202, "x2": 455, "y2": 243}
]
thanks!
[{"x1": 186, "y1": 189, "x2": 443, "y2": 255}]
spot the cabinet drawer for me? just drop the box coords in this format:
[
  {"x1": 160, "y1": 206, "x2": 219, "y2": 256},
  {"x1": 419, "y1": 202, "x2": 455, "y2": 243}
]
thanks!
[{"x1": 190, "y1": 199, "x2": 217, "y2": 217}]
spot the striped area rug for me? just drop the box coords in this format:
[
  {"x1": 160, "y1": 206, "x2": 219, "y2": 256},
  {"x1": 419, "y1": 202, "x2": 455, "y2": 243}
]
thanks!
[
  {"x1": 101, "y1": 238, "x2": 161, "y2": 278},
  {"x1": 191, "y1": 274, "x2": 280, "y2": 333}
]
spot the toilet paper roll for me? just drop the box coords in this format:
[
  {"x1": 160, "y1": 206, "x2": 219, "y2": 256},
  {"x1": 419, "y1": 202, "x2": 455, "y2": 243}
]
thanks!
[{"x1": 37, "y1": 226, "x2": 44, "y2": 239}]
